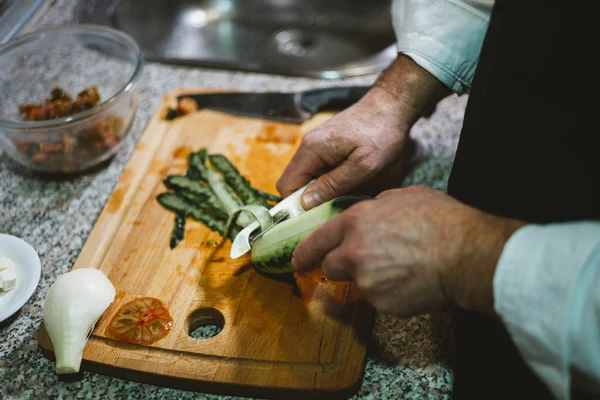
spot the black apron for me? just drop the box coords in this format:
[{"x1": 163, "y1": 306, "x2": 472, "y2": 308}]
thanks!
[{"x1": 447, "y1": 1, "x2": 599, "y2": 399}]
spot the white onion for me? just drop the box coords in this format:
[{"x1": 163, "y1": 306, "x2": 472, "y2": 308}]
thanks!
[{"x1": 43, "y1": 268, "x2": 115, "y2": 374}]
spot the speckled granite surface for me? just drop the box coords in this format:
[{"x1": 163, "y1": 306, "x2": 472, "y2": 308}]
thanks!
[{"x1": 0, "y1": 1, "x2": 467, "y2": 398}]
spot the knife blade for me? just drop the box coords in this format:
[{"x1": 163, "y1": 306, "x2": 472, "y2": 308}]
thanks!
[
  {"x1": 230, "y1": 182, "x2": 311, "y2": 259},
  {"x1": 178, "y1": 86, "x2": 370, "y2": 124}
]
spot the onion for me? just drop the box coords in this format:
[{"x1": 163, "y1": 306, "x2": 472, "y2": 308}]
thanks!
[{"x1": 43, "y1": 268, "x2": 115, "y2": 374}]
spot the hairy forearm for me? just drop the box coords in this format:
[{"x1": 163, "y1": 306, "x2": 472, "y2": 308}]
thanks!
[
  {"x1": 442, "y1": 211, "x2": 526, "y2": 315},
  {"x1": 367, "y1": 54, "x2": 451, "y2": 128}
]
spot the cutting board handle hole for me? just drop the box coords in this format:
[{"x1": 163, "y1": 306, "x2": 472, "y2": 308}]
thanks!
[{"x1": 187, "y1": 307, "x2": 224, "y2": 340}]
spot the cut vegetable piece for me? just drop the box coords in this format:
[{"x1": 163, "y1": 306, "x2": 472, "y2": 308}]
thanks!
[
  {"x1": 206, "y1": 169, "x2": 244, "y2": 213},
  {"x1": 163, "y1": 176, "x2": 226, "y2": 213},
  {"x1": 108, "y1": 297, "x2": 173, "y2": 345},
  {"x1": 251, "y1": 196, "x2": 368, "y2": 274},
  {"x1": 188, "y1": 149, "x2": 209, "y2": 179},
  {"x1": 233, "y1": 205, "x2": 273, "y2": 231},
  {"x1": 170, "y1": 212, "x2": 186, "y2": 249},
  {"x1": 178, "y1": 191, "x2": 228, "y2": 219},
  {"x1": 185, "y1": 166, "x2": 206, "y2": 182},
  {"x1": 224, "y1": 205, "x2": 273, "y2": 239},
  {"x1": 157, "y1": 148, "x2": 281, "y2": 244},
  {"x1": 209, "y1": 154, "x2": 281, "y2": 205},
  {"x1": 157, "y1": 193, "x2": 239, "y2": 240},
  {"x1": 189, "y1": 150, "x2": 251, "y2": 225},
  {"x1": 163, "y1": 175, "x2": 212, "y2": 198},
  {"x1": 158, "y1": 193, "x2": 227, "y2": 235},
  {"x1": 209, "y1": 154, "x2": 270, "y2": 207}
]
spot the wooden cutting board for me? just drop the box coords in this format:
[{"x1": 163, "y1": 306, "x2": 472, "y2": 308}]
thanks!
[{"x1": 37, "y1": 88, "x2": 375, "y2": 399}]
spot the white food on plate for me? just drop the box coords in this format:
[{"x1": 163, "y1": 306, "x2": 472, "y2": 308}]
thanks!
[{"x1": 0, "y1": 251, "x2": 18, "y2": 293}]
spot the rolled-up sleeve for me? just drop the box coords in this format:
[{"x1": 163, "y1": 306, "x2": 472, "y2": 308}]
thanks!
[
  {"x1": 392, "y1": 0, "x2": 494, "y2": 93},
  {"x1": 494, "y1": 222, "x2": 600, "y2": 400}
]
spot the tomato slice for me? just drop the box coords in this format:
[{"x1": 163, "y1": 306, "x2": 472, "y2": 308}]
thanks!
[{"x1": 108, "y1": 297, "x2": 173, "y2": 345}]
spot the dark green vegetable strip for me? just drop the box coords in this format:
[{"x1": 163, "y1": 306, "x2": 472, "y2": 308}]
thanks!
[
  {"x1": 185, "y1": 149, "x2": 209, "y2": 181},
  {"x1": 210, "y1": 170, "x2": 244, "y2": 211},
  {"x1": 163, "y1": 175, "x2": 227, "y2": 213},
  {"x1": 170, "y1": 212, "x2": 186, "y2": 249},
  {"x1": 189, "y1": 150, "x2": 247, "y2": 223},
  {"x1": 188, "y1": 149, "x2": 208, "y2": 177},
  {"x1": 177, "y1": 191, "x2": 229, "y2": 219},
  {"x1": 255, "y1": 189, "x2": 282, "y2": 203},
  {"x1": 208, "y1": 154, "x2": 269, "y2": 206},
  {"x1": 157, "y1": 193, "x2": 228, "y2": 236},
  {"x1": 209, "y1": 154, "x2": 281, "y2": 204},
  {"x1": 185, "y1": 167, "x2": 204, "y2": 181},
  {"x1": 158, "y1": 149, "x2": 282, "y2": 244},
  {"x1": 164, "y1": 175, "x2": 212, "y2": 197}
]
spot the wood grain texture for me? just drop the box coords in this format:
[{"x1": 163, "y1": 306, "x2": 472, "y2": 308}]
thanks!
[{"x1": 37, "y1": 89, "x2": 375, "y2": 400}]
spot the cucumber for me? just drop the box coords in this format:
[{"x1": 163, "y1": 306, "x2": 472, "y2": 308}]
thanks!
[
  {"x1": 158, "y1": 149, "x2": 280, "y2": 244},
  {"x1": 185, "y1": 167, "x2": 205, "y2": 182},
  {"x1": 157, "y1": 193, "x2": 228, "y2": 237},
  {"x1": 178, "y1": 190, "x2": 228, "y2": 217},
  {"x1": 170, "y1": 212, "x2": 186, "y2": 249},
  {"x1": 163, "y1": 175, "x2": 227, "y2": 214},
  {"x1": 206, "y1": 168, "x2": 245, "y2": 215},
  {"x1": 209, "y1": 154, "x2": 277, "y2": 207},
  {"x1": 163, "y1": 175, "x2": 212, "y2": 198},
  {"x1": 250, "y1": 196, "x2": 367, "y2": 274},
  {"x1": 188, "y1": 149, "x2": 209, "y2": 181},
  {"x1": 187, "y1": 149, "x2": 249, "y2": 224}
]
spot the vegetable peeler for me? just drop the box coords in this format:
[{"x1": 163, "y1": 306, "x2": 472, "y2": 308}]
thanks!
[{"x1": 229, "y1": 182, "x2": 312, "y2": 259}]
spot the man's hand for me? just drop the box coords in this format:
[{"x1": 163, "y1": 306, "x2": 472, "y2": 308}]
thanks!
[
  {"x1": 277, "y1": 87, "x2": 411, "y2": 209},
  {"x1": 291, "y1": 186, "x2": 525, "y2": 316},
  {"x1": 277, "y1": 55, "x2": 450, "y2": 209}
]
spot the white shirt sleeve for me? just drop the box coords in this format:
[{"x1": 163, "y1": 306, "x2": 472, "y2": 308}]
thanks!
[
  {"x1": 494, "y1": 222, "x2": 600, "y2": 400},
  {"x1": 391, "y1": 0, "x2": 494, "y2": 93}
]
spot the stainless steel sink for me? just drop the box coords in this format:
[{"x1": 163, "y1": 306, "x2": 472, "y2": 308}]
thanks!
[{"x1": 75, "y1": 0, "x2": 396, "y2": 78}]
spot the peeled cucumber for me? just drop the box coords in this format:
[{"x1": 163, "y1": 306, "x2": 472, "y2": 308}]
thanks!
[{"x1": 251, "y1": 196, "x2": 366, "y2": 274}]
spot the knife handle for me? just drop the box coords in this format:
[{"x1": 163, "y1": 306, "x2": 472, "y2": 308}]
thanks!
[{"x1": 299, "y1": 86, "x2": 371, "y2": 114}]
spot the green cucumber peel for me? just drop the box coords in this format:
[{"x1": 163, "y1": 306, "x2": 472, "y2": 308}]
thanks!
[
  {"x1": 163, "y1": 175, "x2": 227, "y2": 214},
  {"x1": 170, "y1": 212, "x2": 186, "y2": 249},
  {"x1": 224, "y1": 204, "x2": 273, "y2": 241},
  {"x1": 157, "y1": 193, "x2": 228, "y2": 237},
  {"x1": 209, "y1": 154, "x2": 280, "y2": 206}
]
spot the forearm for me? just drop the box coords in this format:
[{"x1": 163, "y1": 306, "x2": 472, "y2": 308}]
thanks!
[
  {"x1": 351, "y1": 54, "x2": 450, "y2": 143},
  {"x1": 445, "y1": 219, "x2": 600, "y2": 399},
  {"x1": 371, "y1": 55, "x2": 450, "y2": 128},
  {"x1": 440, "y1": 210, "x2": 525, "y2": 314}
]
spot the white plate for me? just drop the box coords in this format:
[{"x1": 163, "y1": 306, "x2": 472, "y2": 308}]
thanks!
[{"x1": 0, "y1": 234, "x2": 41, "y2": 323}]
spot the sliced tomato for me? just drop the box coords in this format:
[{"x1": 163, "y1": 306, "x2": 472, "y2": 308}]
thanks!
[{"x1": 108, "y1": 297, "x2": 173, "y2": 345}]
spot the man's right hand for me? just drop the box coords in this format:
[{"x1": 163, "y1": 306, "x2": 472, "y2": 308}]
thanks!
[
  {"x1": 276, "y1": 87, "x2": 412, "y2": 209},
  {"x1": 276, "y1": 55, "x2": 451, "y2": 209}
]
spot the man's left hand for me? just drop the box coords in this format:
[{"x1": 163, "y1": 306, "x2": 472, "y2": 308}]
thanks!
[{"x1": 291, "y1": 186, "x2": 525, "y2": 316}]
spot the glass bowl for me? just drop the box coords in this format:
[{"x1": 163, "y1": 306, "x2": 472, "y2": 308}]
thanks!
[{"x1": 0, "y1": 25, "x2": 143, "y2": 174}]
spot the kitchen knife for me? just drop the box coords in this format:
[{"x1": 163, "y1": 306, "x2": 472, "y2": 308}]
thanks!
[
  {"x1": 229, "y1": 182, "x2": 312, "y2": 259},
  {"x1": 177, "y1": 86, "x2": 370, "y2": 124}
]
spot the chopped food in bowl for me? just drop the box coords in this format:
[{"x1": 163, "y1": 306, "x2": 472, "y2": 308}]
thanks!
[
  {"x1": 0, "y1": 25, "x2": 143, "y2": 174},
  {"x1": 13, "y1": 87, "x2": 125, "y2": 171},
  {"x1": 19, "y1": 87, "x2": 102, "y2": 121}
]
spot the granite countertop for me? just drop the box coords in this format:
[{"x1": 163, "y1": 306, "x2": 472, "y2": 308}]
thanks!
[{"x1": 0, "y1": 1, "x2": 468, "y2": 398}]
